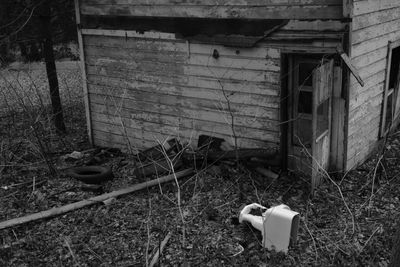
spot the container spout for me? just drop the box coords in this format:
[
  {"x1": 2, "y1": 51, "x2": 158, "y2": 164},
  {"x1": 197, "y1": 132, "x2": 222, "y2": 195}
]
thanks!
[
  {"x1": 239, "y1": 203, "x2": 299, "y2": 253},
  {"x1": 239, "y1": 213, "x2": 264, "y2": 232},
  {"x1": 239, "y1": 203, "x2": 267, "y2": 233}
]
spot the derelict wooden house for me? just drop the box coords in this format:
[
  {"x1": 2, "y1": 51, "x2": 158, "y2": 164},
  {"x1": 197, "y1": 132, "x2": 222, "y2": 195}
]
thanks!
[{"x1": 74, "y1": 0, "x2": 400, "y2": 188}]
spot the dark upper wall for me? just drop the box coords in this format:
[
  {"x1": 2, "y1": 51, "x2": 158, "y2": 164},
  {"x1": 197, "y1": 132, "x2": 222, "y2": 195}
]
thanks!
[{"x1": 79, "y1": 0, "x2": 345, "y2": 20}]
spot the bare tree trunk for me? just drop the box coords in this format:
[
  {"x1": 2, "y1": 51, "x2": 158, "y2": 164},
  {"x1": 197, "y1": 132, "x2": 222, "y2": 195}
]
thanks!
[
  {"x1": 389, "y1": 223, "x2": 400, "y2": 267},
  {"x1": 39, "y1": 1, "x2": 66, "y2": 133}
]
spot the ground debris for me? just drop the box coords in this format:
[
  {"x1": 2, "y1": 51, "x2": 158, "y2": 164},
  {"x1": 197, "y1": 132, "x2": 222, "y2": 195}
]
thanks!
[{"x1": 1, "y1": 62, "x2": 400, "y2": 266}]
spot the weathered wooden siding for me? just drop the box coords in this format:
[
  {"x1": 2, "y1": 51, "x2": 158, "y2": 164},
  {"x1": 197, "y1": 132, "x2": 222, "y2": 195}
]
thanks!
[
  {"x1": 83, "y1": 33, "x2": 282, "y2": 151},
  {"x1": 80, "y1": 0, "x2": 344, "y2": 20},
  {"x1": 346, "y1": 0, "x2": 400, "y2": 170}
]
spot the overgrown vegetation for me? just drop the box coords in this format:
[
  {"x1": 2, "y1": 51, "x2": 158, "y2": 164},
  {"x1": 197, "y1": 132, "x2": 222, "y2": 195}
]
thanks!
[{"x1": 0, "y1": 62, "x2": 399, "y2": 266}]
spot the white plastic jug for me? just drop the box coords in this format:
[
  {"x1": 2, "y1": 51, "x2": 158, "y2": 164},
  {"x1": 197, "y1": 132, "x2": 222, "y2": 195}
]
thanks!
[{"x1": 239, "y1": 203, "x2": 299, "y2": 253}]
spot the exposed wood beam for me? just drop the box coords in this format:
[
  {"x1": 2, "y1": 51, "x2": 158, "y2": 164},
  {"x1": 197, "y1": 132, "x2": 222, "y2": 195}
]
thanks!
[{"x1": 337, "y1": 46, "x2": 365, "y2": 87}]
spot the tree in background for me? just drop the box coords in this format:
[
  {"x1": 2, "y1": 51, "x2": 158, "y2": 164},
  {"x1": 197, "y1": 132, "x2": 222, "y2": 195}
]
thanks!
[
  {"x1": 38, "y1": 0, "x2": 66, "y2": 133},
  {"x1": 0, "y1": 0, "x2": 76, "y2": 133},
  {"x1": 0, "y1": 0, "x2": 76, "y2": 63}
]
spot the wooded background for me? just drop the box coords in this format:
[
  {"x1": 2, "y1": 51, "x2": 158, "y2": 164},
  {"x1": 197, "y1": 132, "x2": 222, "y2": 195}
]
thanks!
[{"x1": 0, "y1": 0, "x2": 77, "y2": 64}]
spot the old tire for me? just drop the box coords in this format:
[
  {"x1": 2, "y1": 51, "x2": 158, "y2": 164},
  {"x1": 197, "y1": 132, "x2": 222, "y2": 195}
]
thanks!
[{"x1": 67, "y1": 166, "x2": 113, "y2": 184}]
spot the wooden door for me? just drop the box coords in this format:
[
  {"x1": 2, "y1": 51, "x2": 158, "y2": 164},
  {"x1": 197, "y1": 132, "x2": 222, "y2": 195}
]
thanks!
[
  {"x1": 287, "y1": 57, "x2": 334, "y2": 191},
  {"x1": 311, "y1": 59, "x2": 334, "y2": 190}
]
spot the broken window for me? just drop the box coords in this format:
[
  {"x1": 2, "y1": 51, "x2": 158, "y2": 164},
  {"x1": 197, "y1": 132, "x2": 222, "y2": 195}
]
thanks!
[
  {"x1": 381, "y1": 42, "x2": 400, "y2": 135},
  {"x1": 298, "y1": 91, "x2": 312, "y2": 114},
  {"x1": 293, "y1": 61, "x2": 319, "y2": 147},
  {"x1": 298, "y1": 63, "x2": 315, "y2": 87},
  {"x1": 385, "y1": 91, "x2": 394, "y2": 132}
]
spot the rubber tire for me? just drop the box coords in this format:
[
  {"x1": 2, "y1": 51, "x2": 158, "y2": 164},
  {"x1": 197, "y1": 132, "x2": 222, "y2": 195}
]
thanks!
[{"x1": 67, "y1": 166, "x2": 113, "y2": 184}]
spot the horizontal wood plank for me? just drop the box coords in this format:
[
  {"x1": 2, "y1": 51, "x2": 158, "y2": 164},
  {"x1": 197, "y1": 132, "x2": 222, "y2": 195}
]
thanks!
[
  {"x1": 351, "y1": 46, "x2": 387, "y2": 69},
  {"x1": 87, "y1": 73, "x2": 280, "y2": 98},
  {"x1": 353, "y1": 6, "x2": 400, "y2": 30},
  {"x1": 82, "y1": 29, "x2": 341, "y2": 55},
  {"x1": 349, "y1": 71, "x2": 385, "y2": 101},
  {"x1": 349, "y1": 92, "x2": 383, "y2": 125},
  {"x1": 89, "y1": 98, "x2": 279, "y2": 131},
  {"x1": 87, "y1": 77, "x2": 280, "y2": 109},
  {"x1": 350, "y1": 82, "x2": 384, "y2": 111},
  {"x1": 349, "y1": 58, "x2": 386, "y2": 86},
  {"x1": 351, "y1": 29, "x2": 400, "y2": 58},
  {"x1": 80, "y1": 0, "x2": 343, "y2": 20},
  {"x1": 88, "y1": 91, "x2": 279, "y2": 122},
  {"x1": 83, "y1": 0, "x2": 342, "y2": 6},
  {"x1": 91, "y1": 111, "x2": 279, "y2": 142},
  {"x1": 91, "y1": 115, "x2": 279, "y2": 146},
  {"x1": 282, "y1": 20, "x2": 346, "y2": 32},
  {"x1": 84, "y1": 47, "x2": 281, "y2": 72},
  {"x1": 352, "y1": 17, "x2": 400, "y2": 45},
  {"x1": 86, "y1": 63, "x2": 281, "y2": 85},
  {"x1": 83, "y1": 34, "x2": 281, "y2": 59},
  {"x1": 353, "y1": 0, "x2": 400, "y2": 16},
  {"x1": 92, "y1": 128, "x2": 277, "y2": 152}
]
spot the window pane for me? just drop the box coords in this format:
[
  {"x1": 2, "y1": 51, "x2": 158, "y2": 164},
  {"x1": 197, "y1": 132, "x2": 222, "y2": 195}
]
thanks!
[
  {"x1": 298, "y1": 63, "x2": 316, "y2": 87},
  {"x1": 385, "y1": 92, "x2": 393, "y2": 131},
  {"x1": 316, "y1": 99, "x2": 329, "y2": 137},
  {"x1": 389, "y1": 47, "x2": 400, "y2": 89},
  {"x1": 294, "y1": 117, "x2": 312, "y2": 147},
  {"x1": 298, "y1": 91, "x2": 312, "y2": 114}
]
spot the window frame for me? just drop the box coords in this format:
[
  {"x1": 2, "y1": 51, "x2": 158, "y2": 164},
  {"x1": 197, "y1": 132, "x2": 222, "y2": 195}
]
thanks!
[
  {"x1": 381, "y1": 40, "x2": 400, "y2": 137},
  {"x1": 292, "y1": 58, "x2": 320, "y2": 147}
]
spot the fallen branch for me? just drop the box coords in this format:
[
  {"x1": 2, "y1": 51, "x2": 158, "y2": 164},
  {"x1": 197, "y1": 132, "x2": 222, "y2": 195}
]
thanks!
[
  {"x1": 149, "y1": 231, "x2": 172, "y2": 267},
  {"x1": 0, "y1": 169, "x2": 193, "y2": 230}
]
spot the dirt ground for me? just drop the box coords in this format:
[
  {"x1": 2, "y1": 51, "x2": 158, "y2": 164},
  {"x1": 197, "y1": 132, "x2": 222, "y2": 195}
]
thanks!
[{"x1": 0, "y1": 62, "x2": 399, "y2": 266}]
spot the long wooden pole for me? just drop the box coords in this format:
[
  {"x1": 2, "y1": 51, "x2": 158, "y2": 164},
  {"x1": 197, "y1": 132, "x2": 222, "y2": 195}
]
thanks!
[{"x1": 0, "y1": 169, "x2": 193, "y2": 230}]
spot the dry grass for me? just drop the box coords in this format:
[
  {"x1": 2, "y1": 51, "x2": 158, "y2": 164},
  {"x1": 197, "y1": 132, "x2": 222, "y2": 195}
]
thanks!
[
  {"x1": 0, "y1": 61, "x2": 399, "y2": 266},
  {"x1": 0, "y1": 61, "x2": 82, "y2": 118},
  {"x1": 0, "y1": 60, "x2": 89, "y2": 188}
]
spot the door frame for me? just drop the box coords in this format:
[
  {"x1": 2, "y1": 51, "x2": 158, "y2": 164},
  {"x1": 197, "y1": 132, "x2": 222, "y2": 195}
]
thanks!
[
  {"x1": 283, "y1": 54, "x2": 329, "y2": 174},
  {"x1": 281, "y1": 54, "x2": 340, "y2": 184}
]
